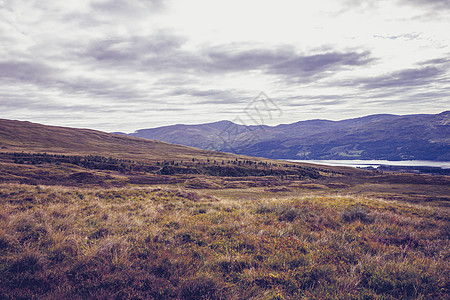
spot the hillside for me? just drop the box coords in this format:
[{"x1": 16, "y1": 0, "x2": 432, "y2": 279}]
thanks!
[
  {"x1": 0, "y1": 119, "x2": 244, "y2": 163},
  {"x1": 130, "y1": 111, "x2": 450, "y2": 161},
  {"x1": 0, "y1": 118, "x2": 350, "y2": 187}
]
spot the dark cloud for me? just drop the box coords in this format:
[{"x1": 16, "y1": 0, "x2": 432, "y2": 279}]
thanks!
[
  {"x1": 323, "y1": 56, "x2": 450, "y2": 108},
  {"x1": 0, "y1": 60, "x2": 171, "y2": 113},
  {"x1": 355, "y1": 83, "x2": 450, "y2": 106},
  {"x1": 169, "y1": 88, "x2": 245, "y2": 104},
  {"x1": 83, "y1": 34, "x2": 201, "y2": 71},
  {"x1": 269, "y1": 51, "x2": 373, "y2": 79},
  {"x1": 400, "y1": 0, "x2": 450, "y2": 10},
  {"x1": 60, "y1": 78, "x2": 148, "y2": 101},
  {"x1": 0, "y1": 94, "x2": 185, "y2": 117},
  {"x1": 171, "y1": 88, "x2": 231, "y2": 98},
  {"x1": 198, "y1": 47, "x2": 373, "y2": 80},
  {"x1": 84, "y1": 34, "x2": 373, "y2": 81},
  {"x1": 344, "y1": 0, "x2": 450, "y2": 11},
  {"x1": 0, "y1": 97, "x2": 109, "y2": 114},
  {"x1": 60, "y1": 1, "x2": 169, "y2": 37},
  {"x1": 286, "y1": 94, "x2": 347, "y2": 101},
  {"x1": 0, "y1": 59, "x2": 150, "y2": 102},
  {"x1": 350, "y1": 66, "x2": 445, "y2": 90},
  {"x1": 91, "y1": 0, "x2": 166, "y2": 16},
  {"x1": 373, "y1": 33, "x2": 421, "y2": 40},
  {"x1": 419, "y1": 57, "x2": 450, "y2": 65},
  {"x1": 85, "y1": 33, "x2": 185, "y2": 64},
  {"x1": 285, "y1": 99, "x2": 346, "y2": 107},
  {"x1": 201, "y1": 47, "x2": 291, "y2": 72},
  {"x1": 0, "y1": 61, "x2": 56, "y2": 84},
  {"x1": 364, "y1": 92, "x2": 449, "y2": 106},
  {"x1": 283, "y1": 94, "x2": 349, "y2": 108}
]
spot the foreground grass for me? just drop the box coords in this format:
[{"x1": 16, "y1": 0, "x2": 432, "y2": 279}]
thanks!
[{"x1": 0, "y1": 184, "x2": 448, "y2": 299}]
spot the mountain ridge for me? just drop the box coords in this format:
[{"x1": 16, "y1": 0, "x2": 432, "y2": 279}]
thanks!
[{"x1": 129, "y1": 111, "x2": 450, "y2": 161}]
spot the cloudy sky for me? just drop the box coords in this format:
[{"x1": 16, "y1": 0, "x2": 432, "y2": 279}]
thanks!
[{"x1": 1, "y1": 0, "x2": 449, "y2": 132}]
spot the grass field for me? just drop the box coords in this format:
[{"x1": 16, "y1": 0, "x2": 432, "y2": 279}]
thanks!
[{"x1": 0, "y1": 179, "x2": 448, "y2": 299}]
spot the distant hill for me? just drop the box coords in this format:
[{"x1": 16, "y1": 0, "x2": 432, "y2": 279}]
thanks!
[
  {"x1": 130, "y1": 111, "x2": 450, "y2": 161},
  {"x1": 1, "y1": 119, "x2": 353, "y2": 186},
  {"x1": 0, "y1": 119, "x2": 240, "y2": 163}
]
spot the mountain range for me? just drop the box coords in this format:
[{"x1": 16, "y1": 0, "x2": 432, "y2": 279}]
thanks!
[{"x1": 129, "y1": 111, "x2": 450, "y2": 161}]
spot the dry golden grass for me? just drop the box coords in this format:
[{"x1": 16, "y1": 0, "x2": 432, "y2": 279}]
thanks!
[{"x1": 0, "y1": 183, "x2": 448, "y2": 299}]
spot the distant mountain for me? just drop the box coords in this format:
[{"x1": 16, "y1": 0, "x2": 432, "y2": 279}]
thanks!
[{"x1": 130, "y1": 111, "x2": 450, "y2": 161}]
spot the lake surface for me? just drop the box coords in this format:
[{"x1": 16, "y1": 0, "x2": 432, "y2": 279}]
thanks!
[{"x1": 288, "y1": 159, "x2": 450, "y2": 169}]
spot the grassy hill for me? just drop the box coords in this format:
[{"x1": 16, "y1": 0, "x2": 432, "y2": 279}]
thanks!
[{"x1": 0, "y1": 118, "x2": 239, "y2": 163}]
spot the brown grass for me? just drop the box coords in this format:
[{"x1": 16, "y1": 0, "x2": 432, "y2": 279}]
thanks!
[{"x1": 0, "y1": 183, "x2": 448, "y2": 299}]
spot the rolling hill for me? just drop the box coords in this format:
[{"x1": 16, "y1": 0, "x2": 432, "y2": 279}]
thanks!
[
  {"x1": 1, "y1": 118, "x2": 349, "y2": 186},
  {"x1": 0, "y1": 118, "x2": 241, "y2": 163},
  {"x1": 130, "y1": 111, "x2": 450, "y2": 161}
]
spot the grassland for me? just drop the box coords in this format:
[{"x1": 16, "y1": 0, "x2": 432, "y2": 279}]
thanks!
[
  {"x1": 0, "y1": 182, "x2": 448, "y2": 299},
  {"x1": 0, "y1": 118, "x2": 449, "y2": 299}
]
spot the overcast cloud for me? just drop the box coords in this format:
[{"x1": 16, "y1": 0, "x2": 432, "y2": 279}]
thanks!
[{"x1": 0, "y1": 0, "x2": 449, "y2": 132}]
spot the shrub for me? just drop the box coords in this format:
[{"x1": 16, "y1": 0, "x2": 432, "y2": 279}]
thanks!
[
  {"x1": 8, "y1": 250, "x2": 46, "y2": 274},
  {"x1": 94, "y1": 238, "x2": 128, "y2": 263},
  {"x1": 255, "y1": 203, "x2": 274, "y2": 214},
  {"x1": 48, "y1": 237, "x2": 79, "y2": 262},
  {"x1": 214, "y1": 256, "x2": 250, "y2": 274},
  {"x1": 278, "y1": 207, "x2": 300, "y2": 222},
  {"x1": 178, "y1": 276, "x2": 224, "y2": 299},
  {"x1": 341, "y1": 205, "x2": 374, "y2": 224},
  {"x1": 12, "y1": 216, "x2": 49, "y2": 243},
  {"x1": 256, "y1": 203, "x2": 301, "y2": 222},
  {"x1": 0, "y1": 231, "x2": 11, "y2": 250}
]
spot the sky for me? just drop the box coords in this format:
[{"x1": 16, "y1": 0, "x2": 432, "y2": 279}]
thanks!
[{"x1": 0, "y1": 0, "x2": 449, "y2": 132}]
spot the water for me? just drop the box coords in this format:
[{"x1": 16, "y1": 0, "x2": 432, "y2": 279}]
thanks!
[{"x1": 288, "y1": 159, "x2": 450, "y2": 169}]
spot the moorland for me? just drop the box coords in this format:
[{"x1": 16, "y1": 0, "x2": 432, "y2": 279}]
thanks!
[{"x1": 0, "y1": 118, "x2": 449, "y2": 299}]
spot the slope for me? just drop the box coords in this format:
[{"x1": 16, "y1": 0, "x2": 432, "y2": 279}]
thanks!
[{"x1": 0, "y1": 119, "x2": 240, "y2": 163}]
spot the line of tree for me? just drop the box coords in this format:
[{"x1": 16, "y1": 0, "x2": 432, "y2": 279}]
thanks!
[
  {"x1": 2, "y1": 152, "x2": 338, "y2": 178},
  {"x1": 2, "y1": 152, "x2": 158, "y2": 173}
]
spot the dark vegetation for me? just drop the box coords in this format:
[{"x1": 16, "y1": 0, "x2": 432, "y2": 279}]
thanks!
[
  {"x1": 6, "y1": 152, "x2": 152, "y2": 173},
  {"x1": 1, "y1": 152, "x2": 325, "y2": 179},
  {"x1": 373, "y1": 164, "x2": 450, "y2": 175}
]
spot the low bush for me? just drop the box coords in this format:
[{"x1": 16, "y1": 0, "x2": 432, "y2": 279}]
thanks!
[{"x1": 342, "y1": 205, "x2": 375, "y2": 224}]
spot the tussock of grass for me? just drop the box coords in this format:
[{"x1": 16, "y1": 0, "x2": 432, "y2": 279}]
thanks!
[
  {"x1": 341, "y1": 205, "x2": 375, "y2": 224},
  {"x1": 0, "y1": 183, "x2": 448, "y2": 299}
]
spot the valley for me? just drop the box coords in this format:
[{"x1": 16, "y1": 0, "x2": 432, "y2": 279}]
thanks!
[{"x1": 0, "y1": 118, "x2": 448, "y2": 299}]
